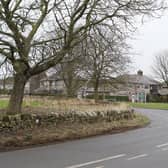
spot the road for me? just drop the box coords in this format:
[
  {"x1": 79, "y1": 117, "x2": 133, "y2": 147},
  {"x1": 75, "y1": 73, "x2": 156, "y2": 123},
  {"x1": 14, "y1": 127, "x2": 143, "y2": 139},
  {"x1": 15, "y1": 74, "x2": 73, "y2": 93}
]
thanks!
[{"x1": 1, "y1": 108, "x2": 168, "y2": 168}]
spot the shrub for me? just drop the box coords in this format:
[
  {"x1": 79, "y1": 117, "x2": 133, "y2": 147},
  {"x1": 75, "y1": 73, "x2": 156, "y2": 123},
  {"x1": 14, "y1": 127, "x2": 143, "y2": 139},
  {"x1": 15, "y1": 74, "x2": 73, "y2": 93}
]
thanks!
[
  {"x1": 86, "y1": 95, "x2": 129, "y2": 102},
  {"x1": 147, "y1": 94, "x2": 168, "y2": 103}
]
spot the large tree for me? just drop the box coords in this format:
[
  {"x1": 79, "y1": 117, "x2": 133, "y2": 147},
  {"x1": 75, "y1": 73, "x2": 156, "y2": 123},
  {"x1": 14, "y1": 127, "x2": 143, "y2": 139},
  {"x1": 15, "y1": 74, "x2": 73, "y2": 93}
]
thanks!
[
  {"x1": 152, "y1": 50, "x2": 168, "y2": 86},
  {"x1": 53, "y1": 46, "x2": 85, "y2": 97},
  {"x1": 0, "y1": 0, "x2": 166, "y2": 114},
  {"x1": 84, "y1": 27, "x2": 130, "y2": 101}
]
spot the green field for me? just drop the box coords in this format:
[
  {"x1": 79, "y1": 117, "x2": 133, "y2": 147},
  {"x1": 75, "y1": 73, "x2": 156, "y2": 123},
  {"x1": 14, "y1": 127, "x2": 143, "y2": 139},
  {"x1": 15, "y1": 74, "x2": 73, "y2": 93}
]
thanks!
[
  {"x1": 1, "y1": 98, "x2": 168, "y2": 111},
  {"x1": 0, "y1": 99, "x2": 42, "y2": 109},
  {"x1": 130, "y1": 102, "x2": 168, "y2": 110},
  {"x1": 0, "y1": 100, "x2": 9, "y2": 109}
]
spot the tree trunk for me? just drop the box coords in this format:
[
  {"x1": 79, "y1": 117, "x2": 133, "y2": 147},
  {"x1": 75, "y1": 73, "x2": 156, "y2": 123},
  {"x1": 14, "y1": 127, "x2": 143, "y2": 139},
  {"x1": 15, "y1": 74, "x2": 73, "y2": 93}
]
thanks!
[
  {"x1": 67, "y1": 88, "x2": 76, "y2": 98},
  {"x1": 93, "y1": 79, "x2": 99, "y2": 102},
  {"x1": 3, "y1": 78, "x2": 6, "y2": 91},
  {"x1": 66, "y1": 84, "x2": 77, "y2": 98},
  {"x1": 64, "y1": 77, "x2": 77, "y2": 98},
  {"x1": 7, "y1": 74, "x2": 28, "y2": 115}
]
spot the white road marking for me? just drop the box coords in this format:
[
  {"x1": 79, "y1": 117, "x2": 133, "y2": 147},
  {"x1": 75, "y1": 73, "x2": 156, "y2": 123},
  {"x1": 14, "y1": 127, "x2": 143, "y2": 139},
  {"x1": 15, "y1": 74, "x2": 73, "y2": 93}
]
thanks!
[
  {"x1": 161, "y1": 147, "x2": 168, "y2": 151},
  {"x1": 127, "y1": 154, "x2": 148, "y2": 161},
  {"x1": 93, "y1": 166, "x2": 104, "y2": 168},
  {"x1": 65, "y1": 154, "x2": 126, "y2": 168},
  {"x1": 156, "y1": 142, "x2": 168, "y2": 148}
]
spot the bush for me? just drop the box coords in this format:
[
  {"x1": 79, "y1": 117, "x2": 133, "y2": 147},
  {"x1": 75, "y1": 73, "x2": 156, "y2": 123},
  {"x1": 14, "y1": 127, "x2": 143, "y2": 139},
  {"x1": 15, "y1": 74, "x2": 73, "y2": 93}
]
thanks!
[
  {"x1": 86, "y1": 95, "x2": 129, "y2": 102},
  {"x1": 147, "y1": 94, "x2": 168, "y2": 103}
]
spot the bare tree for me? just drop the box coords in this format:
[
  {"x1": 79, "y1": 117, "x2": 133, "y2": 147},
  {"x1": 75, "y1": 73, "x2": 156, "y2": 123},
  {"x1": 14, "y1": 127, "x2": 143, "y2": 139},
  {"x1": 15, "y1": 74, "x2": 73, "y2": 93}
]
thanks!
[
  {"x1": 53, "y1": 46, "x2": 85, "y2": 97},
  {"x1": 84, "y1": 27, "x2": 130, "y2": 101},
  {"x1": 152, "y1": 50, "x2": 168, "y2": 86},
  {"x1": 0, "y1": 0, "x2": 166, "y2": 114}
]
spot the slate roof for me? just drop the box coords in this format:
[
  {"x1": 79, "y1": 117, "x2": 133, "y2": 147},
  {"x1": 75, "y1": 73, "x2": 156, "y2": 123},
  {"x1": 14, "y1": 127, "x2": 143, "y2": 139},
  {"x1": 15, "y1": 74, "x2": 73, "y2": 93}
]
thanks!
[{"x1": 124, "y1": 74, "x2": 159, "y2": 85}]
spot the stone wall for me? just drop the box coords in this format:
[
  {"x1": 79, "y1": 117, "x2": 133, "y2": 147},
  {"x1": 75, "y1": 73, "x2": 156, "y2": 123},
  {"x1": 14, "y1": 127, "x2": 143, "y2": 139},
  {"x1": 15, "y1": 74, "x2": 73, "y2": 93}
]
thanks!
[{"x1": 0, "y1": 109, "x2": 135, "y2": 133}]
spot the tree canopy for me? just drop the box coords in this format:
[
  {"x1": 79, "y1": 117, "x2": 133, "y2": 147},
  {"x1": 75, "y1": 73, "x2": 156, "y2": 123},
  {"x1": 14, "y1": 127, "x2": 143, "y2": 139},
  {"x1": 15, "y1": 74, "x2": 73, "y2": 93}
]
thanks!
[{"x1": 0, "y1": 0, "x2": 166, "y2": 114}]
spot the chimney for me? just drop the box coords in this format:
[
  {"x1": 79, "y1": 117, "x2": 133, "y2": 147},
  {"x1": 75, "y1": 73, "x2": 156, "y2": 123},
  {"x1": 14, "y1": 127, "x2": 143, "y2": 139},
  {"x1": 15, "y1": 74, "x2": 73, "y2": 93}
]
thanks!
[{"x1": 137, "y1": 70, "x2": 143, "y2": 76}]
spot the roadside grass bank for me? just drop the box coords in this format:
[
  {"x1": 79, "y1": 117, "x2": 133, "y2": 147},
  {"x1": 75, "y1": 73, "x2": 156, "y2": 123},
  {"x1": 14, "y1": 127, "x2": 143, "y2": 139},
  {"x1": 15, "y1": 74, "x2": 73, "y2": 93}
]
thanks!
[
  {"x1": 130, "y1": 102, "x2": 168, "y2": 110},
  {"x1": 0, "y1": 97, "x2": 150, "y2": 151}
]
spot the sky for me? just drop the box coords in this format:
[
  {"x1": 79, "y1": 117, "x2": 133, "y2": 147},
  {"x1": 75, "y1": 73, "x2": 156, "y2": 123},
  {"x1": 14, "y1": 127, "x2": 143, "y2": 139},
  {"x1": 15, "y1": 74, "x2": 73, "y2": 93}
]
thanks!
[{"x1": 130, "y1": 14, "x2": 168, "y2": 76}]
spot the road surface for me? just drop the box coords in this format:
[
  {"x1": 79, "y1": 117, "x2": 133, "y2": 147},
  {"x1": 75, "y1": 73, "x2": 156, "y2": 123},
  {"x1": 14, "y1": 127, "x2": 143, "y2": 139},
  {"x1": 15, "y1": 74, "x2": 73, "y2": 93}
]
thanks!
[{"x1": 1, "y1": 108, "x2": 168, "y2": 168}]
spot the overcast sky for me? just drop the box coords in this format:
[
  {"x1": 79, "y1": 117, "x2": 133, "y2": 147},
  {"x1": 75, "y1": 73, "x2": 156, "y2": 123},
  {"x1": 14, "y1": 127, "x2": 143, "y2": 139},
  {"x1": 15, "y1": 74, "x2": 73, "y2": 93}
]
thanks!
[{"x1": 130, "y1": 14, "x2": 168, "y2": 76}]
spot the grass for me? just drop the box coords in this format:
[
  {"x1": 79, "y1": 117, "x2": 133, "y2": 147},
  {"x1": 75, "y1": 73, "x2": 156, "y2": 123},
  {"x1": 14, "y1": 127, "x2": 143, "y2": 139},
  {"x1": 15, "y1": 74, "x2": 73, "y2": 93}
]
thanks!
[
  {"x1": 0, "y1": 97, "x2": 130, "y2": 115},
  {"x1": 0, "y1": 99, "x2": 9, "y2": 109},
  {"x1": 130, "y1": 102, "x2": 168, "y2": 110},
  {"x1": 0, "y1": 98, "x2": 42, "y2": 109},
  {"x1": 1, "y1": 96, "x2": 168, "y2": 111}
]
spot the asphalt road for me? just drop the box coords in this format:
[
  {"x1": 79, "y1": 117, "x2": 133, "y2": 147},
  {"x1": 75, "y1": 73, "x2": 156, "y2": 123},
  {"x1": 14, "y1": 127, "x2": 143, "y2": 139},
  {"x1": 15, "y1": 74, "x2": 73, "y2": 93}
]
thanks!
[{"x1": 1, "y1": 108, "x2": 168, "y2": 168}]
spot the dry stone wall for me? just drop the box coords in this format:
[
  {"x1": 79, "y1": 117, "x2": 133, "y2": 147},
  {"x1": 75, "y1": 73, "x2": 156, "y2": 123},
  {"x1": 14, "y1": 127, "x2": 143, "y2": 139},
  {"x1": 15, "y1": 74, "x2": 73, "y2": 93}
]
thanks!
[{"x1": 0, "y1": 109, "x2": 135, "y2": 133}]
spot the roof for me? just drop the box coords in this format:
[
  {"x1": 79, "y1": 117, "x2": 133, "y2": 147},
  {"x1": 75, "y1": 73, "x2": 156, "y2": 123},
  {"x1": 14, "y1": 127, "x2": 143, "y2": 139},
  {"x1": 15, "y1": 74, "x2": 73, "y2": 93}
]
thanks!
[
  {"x1": 126, "y1": 74, "x2": 159, "y2": 85},
  {"x1": 118, "y1": 73, "x2": 160, "y2": 85},
  {"x1": 39, "y1": 72, "x2": 61, "y2": 82},
  {"x1": 42, "y1": 73, "x2": 61, "y2": 81},
  {"x1": 40, "y1": 73, "x2": 87, "y2": 82}
]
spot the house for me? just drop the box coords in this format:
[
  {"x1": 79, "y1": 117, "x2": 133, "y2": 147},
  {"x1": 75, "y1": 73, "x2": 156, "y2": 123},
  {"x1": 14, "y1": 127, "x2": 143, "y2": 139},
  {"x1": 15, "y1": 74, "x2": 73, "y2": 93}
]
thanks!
[
  {"x1": 29, "y1": 72, "x2": 47, "y2": 94},
  {"x1": 34, "y1": 73, "x2": 115, "y2": 97},
  {"x1": 0, "y1": 77, "x2": 32, "y2": 94},
  {"x1": 0, "y1": 73, "x2": 46, "y2": 94},
  {"x1": 0, "y1": 70, "x2": 161, "y2": 102},
  {"x1": 33, "y1": 70, "x2": 161, "y2": 102},
  {"x1": 0, "y1": 72, "x2": 67, "y2": 95},
  {"x1": 34, "y1": 73, "x2": 66, "y2": 95},
  {"x1": 77, "y1": 79, "x2": 117, "y2": 98},
  {"x1": 0, "y1": 77, "x2": 13, "y2": 93},
  {"x1": 115, "y1": 70, "x2": 160, "y2": 102}
]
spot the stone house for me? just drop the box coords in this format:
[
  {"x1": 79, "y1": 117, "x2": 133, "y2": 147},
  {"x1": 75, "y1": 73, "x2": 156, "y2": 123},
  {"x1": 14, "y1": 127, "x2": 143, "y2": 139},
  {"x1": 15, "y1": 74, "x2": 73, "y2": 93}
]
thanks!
[
  {"x1": 77, "y1": 79, "x2": 116, "y2": 98},
  {"x1": 32, "y1": 70, "x2": 161, "y2": 102},
  {"x1": 0, "y1": 76, "x2": 13, "y2": 91},
  {"x1": 34, "y1": 73, "x2": 66, "y2": 95},
  {"x1": 28, "y1": 72, "x2": 47, "y2": 94},
  {"x1": 0, "y1": 70, "x2": 162, "y2": 102},
  {"x1": 0, "y1": 72, "x2": 46, "y2": 94},
  {"x1": 115, "y1": 70, "x2": 160, "y2": 102}
]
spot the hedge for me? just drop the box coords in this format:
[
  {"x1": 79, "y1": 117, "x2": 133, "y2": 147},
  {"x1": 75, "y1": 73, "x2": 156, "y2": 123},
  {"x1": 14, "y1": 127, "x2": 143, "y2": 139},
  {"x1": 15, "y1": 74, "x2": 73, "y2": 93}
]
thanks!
[{"x1": 86, "y1": 95, "x2": 129, "y2": 102}]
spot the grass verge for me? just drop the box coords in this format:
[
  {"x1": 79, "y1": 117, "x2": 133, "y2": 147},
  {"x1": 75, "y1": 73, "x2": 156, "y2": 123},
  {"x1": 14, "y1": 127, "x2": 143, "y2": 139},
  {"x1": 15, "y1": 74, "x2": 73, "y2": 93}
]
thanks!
[
  {"x1": 0, "y1": 113, "x2": 150, "y2": 152},
  {"x1": 130, "y1": 102, "x2": 168, "y2": 110},
  {"x1": 0, "y1": 98, "x2": 42, "y2": 110},
  {"x1": 0, "y1": 99, "x2": 9, "y2": 109}
]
